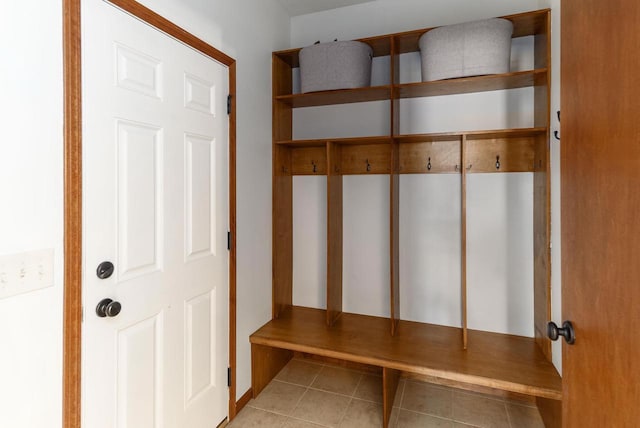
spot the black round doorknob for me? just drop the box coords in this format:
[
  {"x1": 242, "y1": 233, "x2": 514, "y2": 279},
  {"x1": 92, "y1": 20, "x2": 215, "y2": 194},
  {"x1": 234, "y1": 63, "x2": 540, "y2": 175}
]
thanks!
[
  {"x1": 96, "y1": 261, "x2": 115, "y2": 279},
  {"x1": 547, "y1": 321, "x2": 575, "y2": 344},
  {"x1": 96, "y1": 298, "x2": 122, "y2": 318}
]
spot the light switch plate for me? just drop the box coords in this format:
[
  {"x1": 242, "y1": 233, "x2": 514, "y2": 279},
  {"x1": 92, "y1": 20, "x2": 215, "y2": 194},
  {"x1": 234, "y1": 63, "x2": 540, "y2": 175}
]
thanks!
[{"x1": 0, "y1": 249, "x2": 54, "y2": 299}]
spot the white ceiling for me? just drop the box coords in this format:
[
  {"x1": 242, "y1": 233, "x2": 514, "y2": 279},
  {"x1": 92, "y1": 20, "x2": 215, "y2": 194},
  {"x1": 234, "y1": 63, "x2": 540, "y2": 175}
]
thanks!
[{"x1": 275, "y1": 0, "x2": 376, "y2": 17}]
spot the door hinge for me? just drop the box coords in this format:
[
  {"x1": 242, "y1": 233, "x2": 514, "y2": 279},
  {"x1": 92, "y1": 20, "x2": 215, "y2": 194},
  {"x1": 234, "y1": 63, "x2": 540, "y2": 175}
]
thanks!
[
  {"x1": 227, "y1": 367, "x2": 232, "y2": 387},
  {"x1": 227, "y1": 94, "x2": 232, "y2": 115},
  {"x1": 227, "y1": 231, "x2": 232, "y2": 251}
]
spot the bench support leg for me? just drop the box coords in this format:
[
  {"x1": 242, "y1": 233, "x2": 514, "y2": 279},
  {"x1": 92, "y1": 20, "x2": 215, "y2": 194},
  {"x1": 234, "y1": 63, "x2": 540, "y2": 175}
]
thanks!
[
  {"x1": 251, "y1": 343, "x2": 293, "y2": 397},
  {"x1": 382, "y1": 367, "x2": 401, "y2": 428}
]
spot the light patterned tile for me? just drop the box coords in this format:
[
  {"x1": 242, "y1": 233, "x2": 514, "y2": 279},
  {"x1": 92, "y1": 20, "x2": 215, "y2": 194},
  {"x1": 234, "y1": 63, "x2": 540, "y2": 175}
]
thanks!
[
  {"x1": 250, "y1": 380, "x2": 307, "y2": 415},
  {"x1": 505, "y1": 403, "x2": 545, "y2": 428},
  {"x1": 284, "y1": 418, "x2": 326, "y2": 428},
  {"x1": 292, "y1": 389, "x2": 351, "y2": 427},
  {"x1": 390, "y1": 406, "x2": 401, "y2": 427},
  {"x1": 276, "y1": 359, "x2": 323, "y2": 387},
  {"x1": 394, "y1": 380, "x2": 406, "y2": 408},
  {"x1": 402, "y1": 381, "x2": 453, "y2": 419},
  {"x1": 228, "y1": 406, "x2": 291, "y2": 427},
  {"x1": 452, "y1": 392, "x2": 510, "y2": 428},
  {"x1": 396, "y1": 409, "x2": 453, "y2": 427},
  {"x1": 354, "y1": 374, "x2": 383, "y2": 403},
  {"x1": 311, "y1": 365, "x2": 362, "y2": 396},
  {"x1": 339, "y1": 399, "x2": 383, "y2": 428}
]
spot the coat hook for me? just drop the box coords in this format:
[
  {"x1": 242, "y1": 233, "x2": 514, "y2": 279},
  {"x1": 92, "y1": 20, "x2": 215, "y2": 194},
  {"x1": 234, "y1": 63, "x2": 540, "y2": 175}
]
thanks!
[
  {"x1": 557, "y1": 110, "x2": 560, "y2": 122},
  {"x1": 495, "y1": 155, "x2": 501, "y2": 170},
  {"x1": 427, "y1": 157, "x2": 432, "y2": 171},
  {"x1": 466, "y1": 164, "x2": 473, "y2": 171},
  {"x1": 455, "y1": 164, "x2": 460, "y2": 172},
  {"x1": 366, "y1": 159, "x2": 371, "y2": 172},
  {"x1": 311, "y1": 160, "x2": 317, "y2": 173},
  {"x1": 554, "y1": 130, "x2": 560, "y2": 140}
]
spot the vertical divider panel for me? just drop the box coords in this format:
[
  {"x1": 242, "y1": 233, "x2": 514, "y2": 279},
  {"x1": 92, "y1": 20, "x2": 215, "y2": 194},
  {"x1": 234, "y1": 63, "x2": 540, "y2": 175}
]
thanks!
[
  {"x1": 273, "y1": 54, "x2": 293, "y2": 318},
  {"x1": 382, "y1": 367, "x2": 401, "y2": 428},
  {"x1": 533, "y1": 11, "x2": 552, "y2": 360},
  {"x1": 327, "y1": 142, "x2": 343, "y2": 326},
  {"x1": 461, "y1": 135, "x2": 468, "y2": 349},
  {"x1": 390, "y1": 36, "x2": 401, "y2": 335},
  {"x1": 273, "y1": 145, "x2": 292, "y2": 318}
]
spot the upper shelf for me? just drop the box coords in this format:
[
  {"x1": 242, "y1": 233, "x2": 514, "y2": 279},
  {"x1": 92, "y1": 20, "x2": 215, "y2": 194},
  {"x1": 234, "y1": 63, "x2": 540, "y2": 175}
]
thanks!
[
  {"x1": 399, "y1": 69, "x2": 547, "y2": 99},
  {"x1": 274, "y1": 8, "x2": 550, "y2": 67},
  {"x1": 275, "y1": 69, "x2": 547, "y2": 108},
  {"x1": 276, "y1": 127, "x2": 547, "y2": 147},
  {"x1": 276, "y1": 85, "x2": 392, "y2": 108}
]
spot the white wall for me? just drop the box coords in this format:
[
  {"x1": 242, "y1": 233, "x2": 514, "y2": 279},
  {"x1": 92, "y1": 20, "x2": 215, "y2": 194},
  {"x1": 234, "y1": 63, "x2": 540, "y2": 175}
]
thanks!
[
  {"x1": 0, "y1": 4, "x2": 288, "y2": 427},
  {"x1": 0, "y1": 2, "x2": 64, "y2": 427},
  {"x1": 134, "y1": 0, "x2": 291, "y2": 401},
  {"x1": 290, "y1": 0, "x2": 562, "y2": 350}
]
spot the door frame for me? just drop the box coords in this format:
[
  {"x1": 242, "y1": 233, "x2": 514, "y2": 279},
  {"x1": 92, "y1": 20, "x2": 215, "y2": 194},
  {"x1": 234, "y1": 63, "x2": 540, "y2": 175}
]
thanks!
[{"x1": 62, "y1": 1, "x2": 238, "y2": 426}]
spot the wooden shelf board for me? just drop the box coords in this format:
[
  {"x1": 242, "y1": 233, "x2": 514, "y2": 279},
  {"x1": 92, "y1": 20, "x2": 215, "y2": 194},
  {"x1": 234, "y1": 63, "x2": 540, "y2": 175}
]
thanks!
[
  {"x1": 251, "y1": 306, "x2": 562, "y2": 400},
  {"x1": 276, "y1": 86, "x2": 392, "y2": 108},
  {"x1": 398, "y1": 69, "x2": 547, "y2": 99},
  {"x1": 395, "y1": 133, "x2": 463, "y2": 144},
  {"x1": 278, "y1": 128, "x2": 545, "y2": 148},
  {"x1": 277, "y1": 136, "x2": 392, "y2": 147},
  {"x1": 274, "y1": 70, "x2": 545, "y2": 108},
  {"x1": 464, "y1": 127, "x2": 547, "y2": 139},
  {"x1": 394, "y1": 127, "x2": 546, "y2": 144}
]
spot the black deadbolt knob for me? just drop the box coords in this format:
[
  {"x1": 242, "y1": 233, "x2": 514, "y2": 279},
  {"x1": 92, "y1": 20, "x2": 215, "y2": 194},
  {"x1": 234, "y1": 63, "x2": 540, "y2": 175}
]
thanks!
[{"x1": 96, "y1": 261, "x2": 115, "y2": 279}]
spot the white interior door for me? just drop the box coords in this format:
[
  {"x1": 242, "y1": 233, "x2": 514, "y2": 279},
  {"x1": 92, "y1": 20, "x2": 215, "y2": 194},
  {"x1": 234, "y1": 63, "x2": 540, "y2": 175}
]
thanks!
[{"x1": 82, "y1": 1, "x2": 229, "y2": 427}]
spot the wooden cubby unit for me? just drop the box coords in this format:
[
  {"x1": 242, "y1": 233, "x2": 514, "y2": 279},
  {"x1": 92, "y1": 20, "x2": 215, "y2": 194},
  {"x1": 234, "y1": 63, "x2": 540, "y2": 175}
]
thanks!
[{"x1": 255, "y1": 8, "x2": 558, "y2": 428}]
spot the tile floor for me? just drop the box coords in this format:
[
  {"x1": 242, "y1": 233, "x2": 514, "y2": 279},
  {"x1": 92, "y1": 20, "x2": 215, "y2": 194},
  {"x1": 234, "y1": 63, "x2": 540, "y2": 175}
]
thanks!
[{"x1": 228, "y1": 358, "x2": 545, "y2": 428}]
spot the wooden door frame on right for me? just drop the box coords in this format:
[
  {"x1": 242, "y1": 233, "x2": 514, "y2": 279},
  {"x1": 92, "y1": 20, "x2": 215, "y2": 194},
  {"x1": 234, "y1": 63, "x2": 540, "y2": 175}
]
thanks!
[{"x1": 62, "y1": 1, "x2": 238, "y2": 426}]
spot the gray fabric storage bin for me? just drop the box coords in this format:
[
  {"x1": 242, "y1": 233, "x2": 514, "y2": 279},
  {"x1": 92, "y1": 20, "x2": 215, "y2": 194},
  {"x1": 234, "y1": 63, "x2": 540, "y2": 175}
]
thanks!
[
  {"x1": 299, "y1": 41, "x2": 373, "y2": 93},
  {"x1": 419, "y1": 18, "x2": 513, "y2": 82}
]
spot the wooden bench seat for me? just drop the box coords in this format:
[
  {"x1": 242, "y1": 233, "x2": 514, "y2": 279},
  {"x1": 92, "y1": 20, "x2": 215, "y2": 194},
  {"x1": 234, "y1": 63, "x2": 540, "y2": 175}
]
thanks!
[{"x1": 250, "y1": 306, "x2": 561, "y2": 428}]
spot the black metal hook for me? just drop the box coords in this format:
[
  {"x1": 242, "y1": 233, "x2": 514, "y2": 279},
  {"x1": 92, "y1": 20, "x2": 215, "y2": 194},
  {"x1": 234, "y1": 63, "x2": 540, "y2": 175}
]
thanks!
[
  {"x1": 311, "y1": 160, "x2": 317, "y2": 173},
  {"x1": 427, "y1": 157, "x2": 432, "y2": 171},
  {"x1": 554, "y1": 131, "x2": 560, "y2": 140},
  {"x1": 366, "y1": 159, "x2": 371, "y2": 172},
  {"x1": 495, "y1": 155, "x2": 501, "y2": 170}
]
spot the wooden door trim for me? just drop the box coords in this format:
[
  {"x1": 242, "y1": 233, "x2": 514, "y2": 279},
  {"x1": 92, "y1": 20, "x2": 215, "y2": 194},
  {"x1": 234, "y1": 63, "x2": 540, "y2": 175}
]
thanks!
[
  {"x1": 63, "y1": 1, "x2": 82, "y2": 427},
  {"x1": 62, "y1": 1, "x2": 238, "y2": 426}
]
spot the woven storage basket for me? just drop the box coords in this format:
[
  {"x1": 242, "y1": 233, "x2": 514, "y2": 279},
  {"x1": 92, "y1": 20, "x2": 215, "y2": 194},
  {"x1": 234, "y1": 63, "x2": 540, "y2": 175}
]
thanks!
[
  {"x1": 419, "y1": 18, "x2": 513, "y2": 82},
  {"x1": 299, "y1": 41, "x2": 373, "y2": 93}
]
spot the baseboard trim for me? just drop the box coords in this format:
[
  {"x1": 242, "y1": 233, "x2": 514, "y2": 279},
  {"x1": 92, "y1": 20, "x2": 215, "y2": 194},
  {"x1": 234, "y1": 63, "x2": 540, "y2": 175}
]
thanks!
[{"x1": 235, "y1": 388, "x2": 253, "y2": 416}]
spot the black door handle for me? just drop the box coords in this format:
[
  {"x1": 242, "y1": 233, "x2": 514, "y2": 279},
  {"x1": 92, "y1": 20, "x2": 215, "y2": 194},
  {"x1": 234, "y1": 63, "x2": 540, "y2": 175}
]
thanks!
[
  {"x1": 547, "y1": 321, "x2": 575, "y2": 344},
  {"x1": 96, "y1": 298, "x2": 122, "y2": 318}
]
